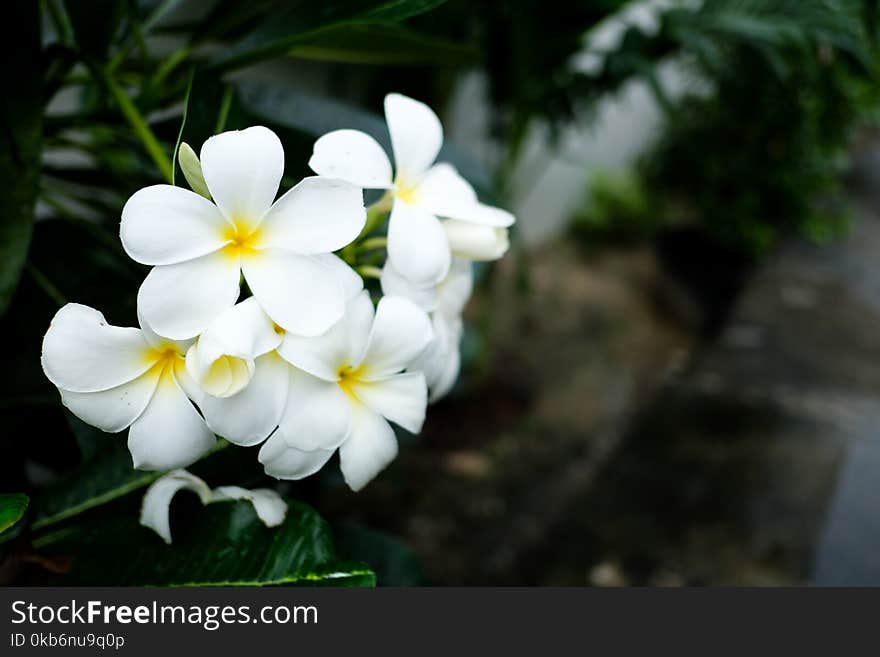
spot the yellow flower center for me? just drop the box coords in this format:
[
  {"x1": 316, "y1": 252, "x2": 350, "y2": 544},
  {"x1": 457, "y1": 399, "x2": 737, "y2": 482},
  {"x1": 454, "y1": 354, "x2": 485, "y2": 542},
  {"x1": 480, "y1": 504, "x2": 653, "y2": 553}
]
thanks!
[
  {"x1": 337, "y1": 364, "x2": 366, "y2": 400},
  {"x1": 145, "y1": 345, "x2": 185, "y2": 385},
  {"x1": 222, "y1": 217, "x2": 262, "y2": 259},
  {"x1": 394, "y1": 177, "x2": 419, "y2": 205}
]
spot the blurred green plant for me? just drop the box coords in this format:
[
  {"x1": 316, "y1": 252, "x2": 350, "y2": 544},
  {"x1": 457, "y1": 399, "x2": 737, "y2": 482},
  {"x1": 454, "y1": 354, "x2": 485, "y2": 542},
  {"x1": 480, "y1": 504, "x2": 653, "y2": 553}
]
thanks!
[
  {"x1": 571, "y1": 170, "x2": 662, "y2": 246},
  {"x1": 575, "y1": 0, "x2": 880, "y2": 254}
]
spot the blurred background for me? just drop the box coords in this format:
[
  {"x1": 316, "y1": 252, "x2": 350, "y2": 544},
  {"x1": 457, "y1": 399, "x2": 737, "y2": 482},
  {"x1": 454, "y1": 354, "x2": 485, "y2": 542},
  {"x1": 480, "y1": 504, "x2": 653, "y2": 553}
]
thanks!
[{"x1": 3, "y1": 0, "x2": 880, "y2": 585}]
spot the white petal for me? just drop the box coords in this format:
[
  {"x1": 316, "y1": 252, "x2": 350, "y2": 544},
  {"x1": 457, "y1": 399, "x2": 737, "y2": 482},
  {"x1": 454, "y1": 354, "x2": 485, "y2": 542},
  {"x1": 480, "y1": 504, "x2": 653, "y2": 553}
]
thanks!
[
  {"x1": 171, "y1": 358, "x2": 204, "y2": 405},
  {"x1": 429, "y1": 340, "x2": 460, "y2": 402},
  {"x1": 200, "y1": 126, "x2": 283, "y2": 223},
  {"x1": 315, "y1": 253, "x2": 364, "y2": 300},
  {"x1": 380, "y1": 261, "x2": 439, "y2": 312},
  {"x1": 120, "y1": 185, "x2": 228, "y2": 266},
  {"x1": 443, "y1": 220, "x2": 510, "y2": 261},
  {"x1": 416, "y1": 164, "x2": 515, "y2": 227},
  {"x1": 279, "y1": 368, "x2": 352, "y2": 451},
  {"x1": 137, "y1": 252, "x2": 241, "y2": 340},
  {"x1": 350, "y1": 372, "x2": 427, "y2": 433},
  {"x1": 436, "y1": 259, "x2": 473, "y2": 318},
  {"x1": 127, "y1": 372, "x2": 216, "y2": 471},
  {"x1": 387, "y1": 200, "x2": 451, "y2": 286},
  {"x1": 344, "y1": 291, "x2": 377, "y2": 369},
  {"x1": 199, "y1": 297, "x2": 281, "y2": 359},
  {"x1": 257, "y1": 177, "x2": 365, "y2": 254},
  {"x1": 41, "y1": 303, "x2": 155, "y2": 393},
  {"x1": 277, "y1": 291, "x2": 374, "y2": 381},
  {"x1": 384, "y1": 93, "x2": 442, "y2": 182},
  {"x1": 212, "y1": 486, "x2": 287, "y2": 527},
  {"x1": 413, "y1": 314, "x2": 462, "y2": 402},
  {"x1": 339, "y1": 402, "x2": 398, "y2": 492},
  {"x1": 137, "y1": 308, "x2": 193, "y2": 354},
  {"x1": 140, "y1": 470, "x2": 213, "y2": 543},
  {"x1": 242, "y1": 250, "x2": 344, "y2": 337},
  {"x1": 60, "y1": 368, "x2": 160, "y2": 433},
  {"x1": 198, "y1": 352, "x2": 289, "y2": 446},
  {"x1": 258, "y1": 429, "x2": 335, "y2": 480},
  {"x1": 359, "y1": 296, "x2": 433, "y2": 379},
  {"x1": 309, "y1": 129, "x2": 394, "y2": 189},
  {"x1": 415, "y1": 163, "x2": 476, "y2": 204}
]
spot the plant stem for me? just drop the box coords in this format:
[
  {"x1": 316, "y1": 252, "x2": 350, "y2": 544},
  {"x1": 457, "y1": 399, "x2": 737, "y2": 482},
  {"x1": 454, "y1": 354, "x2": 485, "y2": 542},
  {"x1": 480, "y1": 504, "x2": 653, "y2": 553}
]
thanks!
[
  {"x1": 359, "y1": 236, "x2": 388, "y2": 252},
  {"x1": 356, "y1": 265, "x2": 383, "y2": 279}
]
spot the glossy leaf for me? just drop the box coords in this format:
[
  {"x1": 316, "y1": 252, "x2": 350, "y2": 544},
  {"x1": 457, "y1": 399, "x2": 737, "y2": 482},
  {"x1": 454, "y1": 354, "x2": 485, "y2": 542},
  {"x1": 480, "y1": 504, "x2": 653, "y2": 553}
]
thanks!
[
  {"x1": 0, "y1": 1, "x2": 42, "y2": 316},
  {"x1": 37, "y1": 498, "x2": 375, "y2": 586},
  {"x1": 209, "y1": 0, "x2": 449, "y2": 71},
  {"x1": 0, "y1": 493, "x2": 29, "y2": 542}
]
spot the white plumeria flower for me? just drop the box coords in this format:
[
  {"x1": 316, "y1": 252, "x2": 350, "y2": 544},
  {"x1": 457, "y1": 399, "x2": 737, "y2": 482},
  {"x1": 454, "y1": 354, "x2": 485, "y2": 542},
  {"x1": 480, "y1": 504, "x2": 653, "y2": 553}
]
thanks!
[
  {"x1": 121, "y1": 126, "x2": 366, "y2": 340},
  {"x1": 190, "y1": 256, "x2": 364, "y2": 448},
  {"x1": 382, "y1": 258, "x2": 473, "y2": 402},
  {"x1": 41, "y1": 304, "x2": 215, "y2": 470},
  {"x1": 262, "y1": 292, "x2": 433, "y2": 491},
  {"x1": 184, "y1": 297, "x2": 281, "y2": 399},
  {"x1": 140, "y1": 470, "x2": 287, "y2": 543},
  {"x1": 309, "y1": 93, "x2": 515, "y2": 287}
]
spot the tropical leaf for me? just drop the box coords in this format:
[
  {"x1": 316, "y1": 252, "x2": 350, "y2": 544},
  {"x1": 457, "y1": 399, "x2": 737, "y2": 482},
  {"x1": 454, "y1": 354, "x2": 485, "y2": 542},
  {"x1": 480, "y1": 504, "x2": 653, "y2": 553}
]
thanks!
[{"x1": 208, "y1": 0, "x2": 449, "y2": 71}]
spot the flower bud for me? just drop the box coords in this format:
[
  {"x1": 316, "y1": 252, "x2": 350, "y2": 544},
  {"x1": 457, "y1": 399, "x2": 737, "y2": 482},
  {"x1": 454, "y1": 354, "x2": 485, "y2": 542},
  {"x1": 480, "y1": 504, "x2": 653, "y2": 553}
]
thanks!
[{"x1": 443, "y1": 219, "x2": 509, "y2": 261}]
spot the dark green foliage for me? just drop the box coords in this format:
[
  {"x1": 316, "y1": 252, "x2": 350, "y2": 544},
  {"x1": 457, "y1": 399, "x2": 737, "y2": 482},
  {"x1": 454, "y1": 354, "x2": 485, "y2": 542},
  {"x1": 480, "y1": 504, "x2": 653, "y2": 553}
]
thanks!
[
  {"x1": 0, "y1": 1, "x2": 42, "y2": 316},
  {"x1": 37, "y1": 498, "x2": 373, "y2": 586}
]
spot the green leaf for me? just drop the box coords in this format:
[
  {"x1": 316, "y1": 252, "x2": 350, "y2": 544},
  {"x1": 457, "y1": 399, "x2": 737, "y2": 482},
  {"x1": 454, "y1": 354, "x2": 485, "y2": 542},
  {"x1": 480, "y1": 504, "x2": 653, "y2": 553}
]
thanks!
[
  {"x1": 32, "y1": 435, "x2": 251, "y2": 532},
  {"x1": 32, "y1": 439, "x2": 166, "y2": 531},
  {"x1": 36, "y1": 498, "x2": 375, "y2": 586},
  {"x1": 209, "y1": 0, "x2": 449, "y2": 71},
  {"x1": 235, "y1": 81, "x2": 493, "y2": 197},
  {"x1": 0, "y1": 1, "x2": 42, "y2": 316},
  {"x1": 288, "y1": 23, "x2": 479, "y2": 65},
  {"x1": 101, "y1": 67, "x2": 174, "y2": 183},
  {"x1": 0, "y1": 493, "x2": 29, "y2": 541}
]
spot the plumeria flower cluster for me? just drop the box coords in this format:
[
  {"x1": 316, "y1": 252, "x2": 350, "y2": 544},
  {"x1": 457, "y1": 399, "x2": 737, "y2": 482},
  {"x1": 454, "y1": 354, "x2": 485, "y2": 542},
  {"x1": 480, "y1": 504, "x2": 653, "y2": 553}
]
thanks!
[{"x1": 41, "y1": 93, "x2": 515, "y2": 492}]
